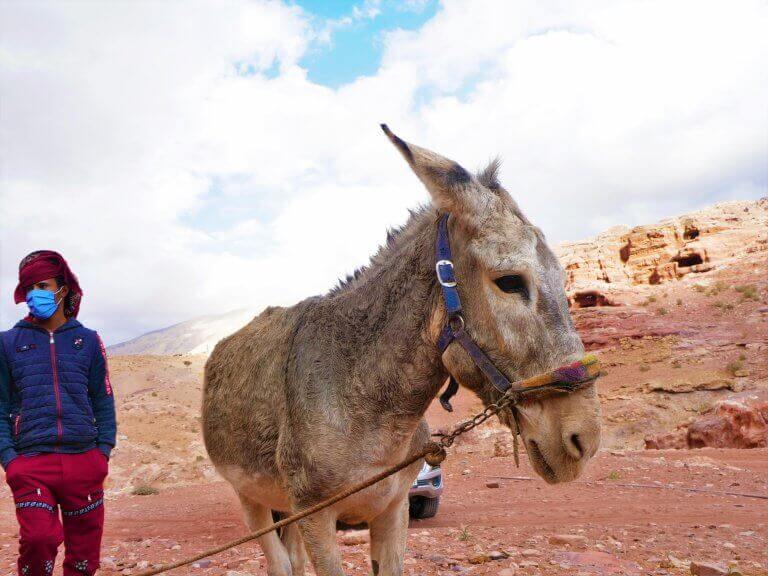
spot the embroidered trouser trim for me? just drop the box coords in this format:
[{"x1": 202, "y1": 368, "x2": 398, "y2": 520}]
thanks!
[
  {"x1": 61, "y1": 497, "x2": 104, "y2": 518},
  {"x1": 5, "y1": 450, "x2": 108, "y2": 576}
]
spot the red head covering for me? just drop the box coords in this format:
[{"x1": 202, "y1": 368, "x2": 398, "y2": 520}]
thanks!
[{"x1": 14, "y1": 250, "x2": 83, "y2": 318}]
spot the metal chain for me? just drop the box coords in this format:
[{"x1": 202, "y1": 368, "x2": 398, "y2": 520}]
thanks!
[
  {"x1": 436, "y1": 371, "x2": 600, "y2": 451},
  {"x1": 135, "y1": 389, "x2": 522, "y2": 576},
  {"x1": 135, "y1": 371, "x2": 605, "y2": 576},
  {"x1": 436, "y1": 389, "x2": 519, "y2": 448}
]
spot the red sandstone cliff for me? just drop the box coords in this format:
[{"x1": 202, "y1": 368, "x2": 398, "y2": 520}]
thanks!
[{"x1": 555, "y1": 198, "x2": 768, "y2": 308}]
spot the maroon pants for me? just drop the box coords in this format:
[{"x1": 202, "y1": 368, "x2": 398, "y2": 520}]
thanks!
[{"x1": 5, "y1": 449, "x2": 108, "y2": 576}]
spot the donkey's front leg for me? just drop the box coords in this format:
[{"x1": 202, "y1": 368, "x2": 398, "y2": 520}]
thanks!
[
  {"x1": 236, "y1": 494, "x2": 292, "y2": 576},
  {"x1": 298, "y1": 509, "x2": 345, "y2": 576},
  {"x1": 369, "y1": 496, "x2": 410, "y2": 576}
]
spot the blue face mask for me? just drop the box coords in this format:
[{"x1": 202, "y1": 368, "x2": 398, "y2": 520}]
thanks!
[{"x1": 26, "y1": 287, "x2": 64, "y2": 320}]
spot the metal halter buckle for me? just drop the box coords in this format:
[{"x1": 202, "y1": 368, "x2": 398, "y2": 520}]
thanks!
[
  {"x1": 448, "y1": 314, "x2": 465, "y2": 333},
  {"x1": 435, "y1": 259, "x2": 457, "y2": 287}
]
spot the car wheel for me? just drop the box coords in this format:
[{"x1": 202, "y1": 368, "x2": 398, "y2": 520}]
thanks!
[
  {"x1": 419, "y1": 496, "x2": 440, "y2": 518},
  {"x1": 409, "y1": 497, "x2": 424, "y2": 519},
  {"x1": 409, "y1": 496, "x2": 439, "y2": 519}
]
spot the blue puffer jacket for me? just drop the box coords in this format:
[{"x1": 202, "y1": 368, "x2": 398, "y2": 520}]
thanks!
[{"x1": 0, "y1": 318, "x2": 116, "y2": 469}]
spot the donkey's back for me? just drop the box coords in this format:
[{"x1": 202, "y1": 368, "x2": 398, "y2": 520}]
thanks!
[{"x1": 202, "y1": 299, "x2": 313, "y2": 479}]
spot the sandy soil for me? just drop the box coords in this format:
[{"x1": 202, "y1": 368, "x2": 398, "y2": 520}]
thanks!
[{"x1": 0, "y1": 256, "x2": 766, "y2": 575}]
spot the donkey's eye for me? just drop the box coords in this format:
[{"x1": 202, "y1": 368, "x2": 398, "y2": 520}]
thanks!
[{"x1": 494, "y1": 275, "x2": 529, "y2": 299}]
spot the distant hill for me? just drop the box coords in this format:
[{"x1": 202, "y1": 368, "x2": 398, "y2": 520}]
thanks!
[{"x1": 107, "y1": 308, "x2": 258, "y2": 356}]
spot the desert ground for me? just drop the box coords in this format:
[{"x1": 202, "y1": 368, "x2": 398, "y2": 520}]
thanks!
[{"x1": 1, "y1": 200, "x2": 767, "y2": 575}]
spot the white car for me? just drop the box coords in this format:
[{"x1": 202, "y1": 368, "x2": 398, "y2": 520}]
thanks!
[
  {"x1": 408, "y1": 461, "x2": 443, "y2": 519},
  {"x1": 275, "y1": 461, "x2": 444, "y2": 529}
]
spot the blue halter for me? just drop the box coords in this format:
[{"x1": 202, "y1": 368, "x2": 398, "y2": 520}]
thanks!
[{"x1": 434, "y1": 213, "x2": 520, "y2": 410}]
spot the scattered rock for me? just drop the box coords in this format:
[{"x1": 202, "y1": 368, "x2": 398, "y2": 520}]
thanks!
[
  {"x1": 341, "y1": 530, "x2": 368, "y2": 545},
  {"x1": 469, "y1": 551, "x2": 509, "y2": 564},
  {"x1": 644, "y1": 377, "x2": 733, "y2": 394},
  {"x1": 492, "y1": 436, "x2": 515, "y2": 457},
  {"x1": 689, "y1": 560, "x2": 729, "y2": 576},
  {"x1": 646, "y1": 390, "x2": 768, "y2": 449},
  {"x1": 520, "y1": 549, "x2": 540, "y2": 558},
  {"x1": 688, "y1": 392, "x2": 768, "y2": 448},
  {"x1": 192, "y1": 560, "x2": 212, "y2": 569},
  {"x1": 645, "y1": 426, "x2": 688, "y2": 450},
  {"x1": 549, "y1": 534, "x2": 588, "y2": 547},
  {"x1": 485, "y1": 481, "x2": 500, "y2": 489},
  {"x1": 554, "y1": 551, "x2": 642, "y2": 575},
  {"x1": 665, "y1": 556, "x2": 690, "y2": 570},
  {"x1": 427, "y1": 554, "x2": 446, "y2": 565},
  {"x1": 497, "y1": 567, "x2": 517, "y2": 576}
]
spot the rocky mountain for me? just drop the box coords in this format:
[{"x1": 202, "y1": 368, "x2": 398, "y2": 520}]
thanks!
[{"x1": 108, "y1": 308, "x2": 258, "y2": 356}]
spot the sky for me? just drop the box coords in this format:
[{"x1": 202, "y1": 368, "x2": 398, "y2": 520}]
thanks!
[{"x1": 0, "y1": 0, "x2": 766, "y2": 344}]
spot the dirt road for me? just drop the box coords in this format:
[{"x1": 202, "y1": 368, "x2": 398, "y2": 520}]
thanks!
[{"x1": 2, "y1": 442, "x2": 765, "y2": 575}]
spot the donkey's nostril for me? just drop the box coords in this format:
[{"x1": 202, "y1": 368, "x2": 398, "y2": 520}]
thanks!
[{"x1": 568, "y1": 433, "x2": 584, "y2": 459}]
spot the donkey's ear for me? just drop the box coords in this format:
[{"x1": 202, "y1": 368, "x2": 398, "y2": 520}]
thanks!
[{"x1": 381, "y1": 124, "x2": 477, "y2": 213}]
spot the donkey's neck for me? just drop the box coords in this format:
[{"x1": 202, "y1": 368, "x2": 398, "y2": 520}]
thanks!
[{"x1": 327, "y1": 208, "x2": 449, "y2": 417}]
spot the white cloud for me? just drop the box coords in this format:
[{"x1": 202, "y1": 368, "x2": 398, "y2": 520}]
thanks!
[
  {"x1": 315, "y1": 0, "x2": 382, "y2": 46},
  {"x1": 1, "y1": 0, "x2": 766, "y2": 343}
]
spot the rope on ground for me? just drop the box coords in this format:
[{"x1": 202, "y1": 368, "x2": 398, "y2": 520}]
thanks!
[
  {"x1": 133, "y1": 375, "x2": 521, "y2": 576},
  {"x1": 134, "y1": 443, "x2": 441, "y2": 576},
  {"x1": 133, "y1": 366, "x2": 598, "y2": 576}
]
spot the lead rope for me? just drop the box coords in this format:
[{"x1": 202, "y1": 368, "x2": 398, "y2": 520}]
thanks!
[
  {"x1": 133, "y1": 382, "x2": 530, "y2": 576},
  {"x1": 511, "y1": 410, "x2": 521, "y2": 468},
  {"x1": 133, "y1": 443, "x2": 441, "y2": 576},
  {"x1": 135, "y1": 361, "x2": 599, "y2": 576}
]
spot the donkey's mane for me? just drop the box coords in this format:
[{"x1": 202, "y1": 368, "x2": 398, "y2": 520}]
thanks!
[
  {"x1": 328, "y1": 161, "x2": 502, "y2": 297},
  {"x1": 328, "y1": 205, "x2": 432, "y2": 296},
  {"x1": 477, "y1": 157, "x2": 501, "y2": 190}
]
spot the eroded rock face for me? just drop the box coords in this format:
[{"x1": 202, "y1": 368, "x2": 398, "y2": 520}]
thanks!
[
  {"x1": 556, "y1": 198, "x2": 768, "y2": 306},
  {"x1": 572, "y1": 290, "x2": 620, "y2": 309},
  {"x1": 644, "y1": 427, "x2": 688, "y2": 450},
  {"x1": 688, "y1": 391, "x2": 768, "y2": 449},
  {"x1": 643, "y1": 375, "x2": 736, "y2": 394},
  {"x1": 645, "y1": 390, "x2": 768, "y2": 449}
]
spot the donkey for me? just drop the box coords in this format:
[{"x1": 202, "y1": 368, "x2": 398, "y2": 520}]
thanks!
[{"x1": 202, "y1": 126, "x2": 602, "y2": 576}]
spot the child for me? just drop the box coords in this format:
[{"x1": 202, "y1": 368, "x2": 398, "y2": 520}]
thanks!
[{"x1": 0, "y1": 250, "x2": 116, "y2": 576}]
